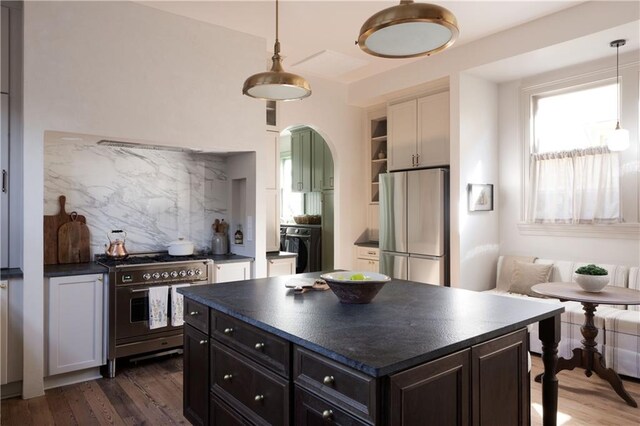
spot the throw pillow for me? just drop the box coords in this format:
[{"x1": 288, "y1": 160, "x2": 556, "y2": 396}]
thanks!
[
  {"x1": 508, "y1": 261, "x2": 553, "y2": 297},
  {"x1": 497, "y1": 255, "x2": 537, "y2": 291}
]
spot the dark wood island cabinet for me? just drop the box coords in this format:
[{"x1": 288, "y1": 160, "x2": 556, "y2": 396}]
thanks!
[{"x1": 179, "y1": 274, "x2": 563, "y2": 426}]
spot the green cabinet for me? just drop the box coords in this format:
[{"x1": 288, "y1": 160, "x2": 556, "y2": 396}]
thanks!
[
  {"x1": 291, "y1": 128, "x2": 333, "y2": 193},
  {"x1": 291, "y1": 129, "x2": 312, "y2": 193}
]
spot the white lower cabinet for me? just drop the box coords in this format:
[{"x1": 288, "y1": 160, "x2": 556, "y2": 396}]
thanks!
[
  {"x1": 267, "y1": 257, "x2": 296, "y2": 277},
  {"x1": 47, "y1": 274, "x2": 104, "y2": 376},
  {"x1": 354, "y1": 246, "x2": 380, "y2": 273},
  {"x1": 213, "y1": 261, "x2": 251, "y2": 283},
  {"x1": 0, "y1": 280, "x2": 8, "y2": 384}
]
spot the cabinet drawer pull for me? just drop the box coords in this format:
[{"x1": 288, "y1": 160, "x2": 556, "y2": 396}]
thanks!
[
  {"x1": 254, "y1": 342, "x2": 265, "y2": 350},
  {"x1": 189, "y1": 311, "x2": 199, "y2": 316},
  {"x1": 322, "y1": 409, "x2": 334, "y2": 421},
  {"x1": 329, "y1": 177, "x2": 333, "y2": 187},
  {"x1": 323, "y1": 375, "x2": 335, "y2": 385},
  {"x1": 411, "y1": 154, "x2": 415, "y2": 167},
  {"x1": 416, "y1": 153, "x2": 420, "y2": 165},
  {"x1": 223, "y1": 374, "x2": 233, "y2": 381},
  {"x1": 224, "y1": 327, "x2": 234, "y2": 335},
  {"x1": 199, "y1": 339, "x2": 208, "y2": 345},
  {"x1": 367, "y1": 251, "x2": 376, "y2": 255},
  {"x1": 254, "y1": 394, "x2": 264, "y2": 402}
]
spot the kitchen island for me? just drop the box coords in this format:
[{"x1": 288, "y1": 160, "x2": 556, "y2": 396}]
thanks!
[{"x1": 179, "y1": 273, "x2": 563, "y2": 425}]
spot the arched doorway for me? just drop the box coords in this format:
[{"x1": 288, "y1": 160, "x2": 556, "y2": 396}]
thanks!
[{"x1": 279, "y1": 125, "x2": 334, "y2": 272}]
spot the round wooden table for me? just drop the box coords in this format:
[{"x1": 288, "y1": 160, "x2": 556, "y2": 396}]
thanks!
[{"x1": 532, "y1": 282, "x2": 640, "y2": 407}]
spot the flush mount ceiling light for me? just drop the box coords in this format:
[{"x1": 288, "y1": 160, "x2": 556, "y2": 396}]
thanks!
[
  {"x1": 242, "y1": 0, "x2": 311, "y2": 101},
  {"x1": 357, "y1": 0, "x2": 459, "y2": 59},
  {"x1": 607, "y1": 39, "x2": 629, "y2": 152}
]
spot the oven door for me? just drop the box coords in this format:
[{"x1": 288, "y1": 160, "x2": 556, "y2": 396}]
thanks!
[{"x1": 116, "y1": 284, "x2": 182, "y2": 341}]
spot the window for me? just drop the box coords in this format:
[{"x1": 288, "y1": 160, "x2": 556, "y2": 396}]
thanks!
[
  {"x1": 527, "y1": 81, "x2": 621, "y2": 224},
  {"x1": 280, "y1": 156, "x2": 303, "y2": 223}
]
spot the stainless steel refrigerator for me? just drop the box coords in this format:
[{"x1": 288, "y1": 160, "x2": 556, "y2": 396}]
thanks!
[{"x1": 379, "y1": 168, "x2": 449, "y2": 286}]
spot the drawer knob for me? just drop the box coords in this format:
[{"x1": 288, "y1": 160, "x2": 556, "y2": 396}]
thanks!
[
  {"x1": 322, "y1": 410, "x2": 334, "y2": 421},
  {"x1": 323, "y1": 375, "x2": 335, "y2": 385},
  {"x1": 254, "y1": 342, "x2": 265, "y2": 350},
  {"x1": 223, "y1": 374, "x2": 233, "y2": 381},
  {"x1": 189, "y1": 311, "x2": 199, "y2": 316},
  {"x1": 254, "y1": 394, "x2": 264, "y2": 402},
  {"x1": 199, "y1": 339, "x2": 207, "y2": 345},
  {"x1": 224, "y1": 327, "x2": 234, "y2": 335}
]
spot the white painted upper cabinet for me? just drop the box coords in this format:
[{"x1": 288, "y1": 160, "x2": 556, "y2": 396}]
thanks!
[
  {"x1": 388, "y1": 100, "x2": 417, "y2": 171},
  {"x1": 388, "y1": 91, "x2": 450, "y2": 171},
  {"x1": 48, "y1": 274, "x2": 104, "y2": 376},
  {"x1": 417, "y1": 91, "x2": 450, "y2": 168},
  {"x1": 214, "y1": 261, "x2": 251, "y2": 283}
]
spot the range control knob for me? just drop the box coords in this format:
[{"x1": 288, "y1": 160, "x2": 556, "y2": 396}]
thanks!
[
  {"x1": 187, "y1": 269, "x2": 194, "y2": 276},
  {"x1": 179, "y1": 270, "x2": 187, "y2": 278},
  {"x1": 170, "y1": 271, "x2": 178, "y2": 278},
  {"x1": 152, "y1": 272, "x2": 161, "y2": 280},
  {"x1": 194, "y1": 269, "x2": 202, "y2": 276},
  {"x1": 142, "y1": 273, "x2": 151, "y2": 280},
  {"x1": 161, "y1": 272, "x2": 169, "y2": 279}
]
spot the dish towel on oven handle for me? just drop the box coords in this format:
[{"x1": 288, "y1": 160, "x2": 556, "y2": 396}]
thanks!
[
  {"x1": 148, "y1": 285, "x2": 169, "y2": 329},
  {"x1": 171, "y1": 283, "x2": 191, "y2": 327}
]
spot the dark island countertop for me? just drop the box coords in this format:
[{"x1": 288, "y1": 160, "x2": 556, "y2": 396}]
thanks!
[
  {"x1": 44, "y1": 262, "x2": 109, "y2": 277},
  {"x1": 179, "y1": 272, "x2": 563, "y2": 377}
]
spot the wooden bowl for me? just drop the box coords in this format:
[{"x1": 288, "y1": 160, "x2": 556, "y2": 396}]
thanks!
[{"x1": 320, "y1": 271, "x2": 391, "y2": 304}]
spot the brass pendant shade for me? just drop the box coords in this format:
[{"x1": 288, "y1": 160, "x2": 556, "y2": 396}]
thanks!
[
  {"x1": 243, "y1": 0, "x2": 311, "y2": 101},
  {"x1": 358, "y1": 1, "x2": 459, "y2": 58}
]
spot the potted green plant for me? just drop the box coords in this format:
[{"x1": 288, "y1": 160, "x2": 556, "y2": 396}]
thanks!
[{"x1": 574, "y1": 264, "x2": 609, "y2": 292}]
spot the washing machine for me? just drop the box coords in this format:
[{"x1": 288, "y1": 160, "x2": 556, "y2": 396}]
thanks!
[{"x1": 281, "y1": 224, "x2": 322, "y2": 273}]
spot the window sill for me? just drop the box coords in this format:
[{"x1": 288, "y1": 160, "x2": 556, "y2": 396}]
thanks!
[{"x1": 517, "y1": 223, "x2": 640, "y2": 240}]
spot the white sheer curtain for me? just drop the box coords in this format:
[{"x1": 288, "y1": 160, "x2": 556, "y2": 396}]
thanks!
[{"x1": 528, "y1": 147, "x2": 621, "y2": 224}]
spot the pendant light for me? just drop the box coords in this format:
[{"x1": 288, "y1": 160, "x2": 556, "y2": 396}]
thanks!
[
  {"x1": 242, "y1": 0, "x2": 311, "y2": 101},
  {"x1": 607, "y1": 39, "x2": 629, "y2": 152},
  {"x1": 357, "y1": 1, "x2": 458, "y2": 59}
]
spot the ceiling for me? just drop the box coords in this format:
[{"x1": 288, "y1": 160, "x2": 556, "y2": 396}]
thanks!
[{"x1": 138, "y1": 1, "x2": 585, "y2": 84}]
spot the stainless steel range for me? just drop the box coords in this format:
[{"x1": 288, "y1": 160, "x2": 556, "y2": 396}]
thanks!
[{"x1": 97, "y1": 253, "x2": 213, "y2": 377}]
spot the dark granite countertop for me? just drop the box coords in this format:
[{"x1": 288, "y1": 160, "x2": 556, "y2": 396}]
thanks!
[
  {"x1": 355, "y1": 241, "x2": 379, "y2": 248},
  {"x1": 179, "y1": 272, "x2": 563, "y2": 377},
  {"x1": 266, "y1": 251, "x2": 297, "y2": 259},
  {"x1": 44, "y1": 262, "x2": 109, "y2": 277},
  {"x1": 1, "y1": 268, "x2": 23, "y2": 280},
  {"x1": 209, "y1": 254, "x2": 254, "y2": 264}
]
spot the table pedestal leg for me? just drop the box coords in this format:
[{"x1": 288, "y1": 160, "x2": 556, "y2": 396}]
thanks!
[
  {"x1": 539, "y1": 315, "x2": 560, "y2": 426},
  {"x1": 535, "y1": 303, "x2": 637, "y2": 407}
]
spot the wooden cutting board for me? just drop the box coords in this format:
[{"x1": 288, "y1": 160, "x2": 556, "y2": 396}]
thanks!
[
  {"x1": 44, "y1": 195, "x2": 87, "y2": 265},
  {"x1": 58, "y1": 212, "x2": 91, "y2": 264}
]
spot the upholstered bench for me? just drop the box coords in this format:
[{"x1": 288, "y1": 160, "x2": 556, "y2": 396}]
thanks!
[{"x1": 484, "y1": 256, "x2": 639, "y2": 379}]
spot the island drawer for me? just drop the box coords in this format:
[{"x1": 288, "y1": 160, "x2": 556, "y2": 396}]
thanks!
[
  {"x1": 211, "y1": 310, "x2": 290, "y2": 377},
  {"x1": 210, "y1": 393, "x2": 251, "y2": 426},
  {"x1": 184, "y1": 299, "x2": 208, "y2": 333},
  {"x1": 295, "y1": 386, "x2": 370, "y2": 426},
  {"x1": 294, "y1": 347, "x2": 378, "y2": 424},
  {"x1": 211, "y1": 341, "x2": 290, "y2": 426}
]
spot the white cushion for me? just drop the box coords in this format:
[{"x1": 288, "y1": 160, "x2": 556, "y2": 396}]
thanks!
[{"x1": 604, "y1": 309, "x2": 640, "y2": 378}]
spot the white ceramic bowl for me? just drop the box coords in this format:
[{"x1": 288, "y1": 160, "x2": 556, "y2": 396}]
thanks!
[
  {"x1": 168, "y1": 238, "x2": 195, "y2": 256},
  {"x1": 575, "y1": 273, "x2": 609, "y2": 292}
]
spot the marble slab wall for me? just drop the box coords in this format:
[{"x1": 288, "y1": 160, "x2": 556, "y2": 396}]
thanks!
[{"x1": 44, "y1": 140, "x2": 228, "y2": 255}]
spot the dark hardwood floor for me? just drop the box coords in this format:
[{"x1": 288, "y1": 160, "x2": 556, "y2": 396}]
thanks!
[{"x1": 2, "y1": 354, "x2": 640, "y2": 425}]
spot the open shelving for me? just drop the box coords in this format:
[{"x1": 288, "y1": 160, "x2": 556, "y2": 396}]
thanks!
[{"x1": 370, "y1": 116, "x2": 387, "y2": 203}]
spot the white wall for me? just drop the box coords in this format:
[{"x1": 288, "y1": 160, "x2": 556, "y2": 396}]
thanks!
[
  {"x1": 498, "y1": 59, "x2": 640, "y2": 266},
  {"x1": 22, "y1": 1, "x2": 364, "y2": 397},
  {"x1": 450, "y1": 74, "x2": 500, "y2": 291}
]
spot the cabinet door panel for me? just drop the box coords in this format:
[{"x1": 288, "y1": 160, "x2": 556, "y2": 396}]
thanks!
[
  {"x1": 417, "y1": 91, "x2": 449, "y2": 167},
  {"x1": 389, "y1": 349, "x2": 470, "y2": 426},
  {"x1": 388, "y1": 100, "x2": 417, "y2": 171},
  {"x1": 266, "y1": 189, "x2": 279, "y2": 252},
  {"x1": 311, "y1": 134, "x2": 324, "y2": 192},
  {"x1": 48, "y1": 274, "x2": 104, "y2": 376},
  {"x1": 1, "y1": 7, "x2": 8, "y2": 94},
  {"x1": 1, "y1": 94, "x2": 8, "y2": 268},
  {"x1": 291, "y1": 130, "x2": 311, "y2": 192},
  {"x1": 323, "y1": 140, "x2": 334, "y2": 190},
  {"x1": 214, "y1": 262, "x2": 250, "y2": 283},
  {"x1": 184, "y1": 325, "x2": 209, "y2": 426},
  {"x1": 268, "y1": 257, "x2": 295, "y2": 277},
  {"x1": 471, "y1": 329, "x2": 529, "y2": 426}
]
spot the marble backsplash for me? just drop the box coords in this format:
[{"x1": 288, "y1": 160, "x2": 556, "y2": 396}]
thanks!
[{"x1": 44, "y1": 140, "x2": 228, "y2": 255}]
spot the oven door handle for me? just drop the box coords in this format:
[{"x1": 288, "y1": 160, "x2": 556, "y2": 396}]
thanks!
[{"x1": 130, "y1": 288, "x2": 150, "y2": 293}]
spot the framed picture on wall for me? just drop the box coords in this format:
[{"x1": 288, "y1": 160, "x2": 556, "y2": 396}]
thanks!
[{"x1": 467, "y1": 184, "x2": 493, "y2": 212}]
